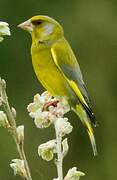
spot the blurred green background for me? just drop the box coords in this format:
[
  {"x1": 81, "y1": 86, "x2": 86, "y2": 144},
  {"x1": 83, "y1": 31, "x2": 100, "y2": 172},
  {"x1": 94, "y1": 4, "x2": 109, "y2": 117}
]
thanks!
[{"x1": 0, "y1": 0, "x2": 117, "y2": 179}]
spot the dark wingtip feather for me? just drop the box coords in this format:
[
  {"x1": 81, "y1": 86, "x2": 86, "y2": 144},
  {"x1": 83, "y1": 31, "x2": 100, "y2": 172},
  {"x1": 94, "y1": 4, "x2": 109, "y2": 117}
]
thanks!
[{"x1": 81, "y1": 102, "x2": 97, "y2": 126}]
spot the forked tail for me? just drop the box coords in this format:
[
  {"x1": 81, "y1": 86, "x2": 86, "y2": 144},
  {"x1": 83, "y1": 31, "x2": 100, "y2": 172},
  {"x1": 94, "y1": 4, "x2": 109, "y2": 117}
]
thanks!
[{"x1": 73, "y1": 104, "x2": 97, "y2": 156}]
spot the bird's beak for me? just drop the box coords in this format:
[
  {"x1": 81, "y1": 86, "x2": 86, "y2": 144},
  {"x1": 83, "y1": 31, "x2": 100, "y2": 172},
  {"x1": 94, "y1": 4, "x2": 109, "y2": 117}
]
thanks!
[{"x1": 18, "y1": 20, "x2": 34, "y2": 33}]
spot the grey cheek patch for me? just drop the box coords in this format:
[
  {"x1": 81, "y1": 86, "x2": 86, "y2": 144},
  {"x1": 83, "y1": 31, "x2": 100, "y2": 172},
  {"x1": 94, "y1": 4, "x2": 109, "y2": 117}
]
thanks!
[{"x1": 43, "y1": 24, "x2": 54, "y2": 35}]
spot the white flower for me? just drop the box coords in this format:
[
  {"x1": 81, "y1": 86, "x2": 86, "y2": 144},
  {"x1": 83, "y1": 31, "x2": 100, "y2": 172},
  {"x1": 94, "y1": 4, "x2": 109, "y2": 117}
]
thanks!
[
  {"x1": 64, "y1": 167, "x2": 85, "y2": 180},
  {"x1": 38, "y1": 140, "x2": 56, "y2": 161},
  {"x1": 56, "y1": 98, "x2": 70, "y2": 117},
  {"x1": 55, "y1": 117, "x2": 73, "y2": 137},
  {"x1": 34, "y1": 110, "x2": 52, "y2": 128},
  {"x1": 17, "y1": 125, "x2": 24, "y2": 143},
  {"x1": 27, "y1": 92, "x2": 55, "y2": 128},
  {"x1": 27, "y1": 92, "x2": 52, "y2": 116},
  {"x1": 27, "y1": 94, "x2": 42, "y2": 115},
  {"x1": 10, "y1": 159, "x2": 27, "y2": 179},
  {"x1": 0, "y1": 111, "x2": 10, "y2": 128},
  {"x1": 27, "y1": 91, "x2": 70, "y2": 129},
  {"x1": 0, "y1": 21, "x2": 11, "y2": 42}
]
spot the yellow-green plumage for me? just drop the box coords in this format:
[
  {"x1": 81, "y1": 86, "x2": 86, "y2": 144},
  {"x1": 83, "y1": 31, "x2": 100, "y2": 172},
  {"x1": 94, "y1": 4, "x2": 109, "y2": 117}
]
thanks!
[
  {"x1": 18, "y1": 15, "x2": 97, "y2": 155},
  {"x1": 31, "y1": 40, "x2": 70, "y2": 97}
]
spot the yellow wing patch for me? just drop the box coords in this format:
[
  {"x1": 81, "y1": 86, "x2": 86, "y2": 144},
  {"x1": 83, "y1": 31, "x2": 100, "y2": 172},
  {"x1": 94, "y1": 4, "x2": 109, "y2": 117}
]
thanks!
[
  {"x1": 51, "y1": 46, "x2": 88, "y2": 107},
  {"x1": 69, "y1": 80, "x2": 88, "y2": 107}
]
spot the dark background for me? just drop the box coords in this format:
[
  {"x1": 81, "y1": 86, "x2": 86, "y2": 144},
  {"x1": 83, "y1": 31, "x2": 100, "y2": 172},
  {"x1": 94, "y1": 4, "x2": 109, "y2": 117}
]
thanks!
[{"x1": 0, "y1": 0, "x2": 117, "y2": 179}]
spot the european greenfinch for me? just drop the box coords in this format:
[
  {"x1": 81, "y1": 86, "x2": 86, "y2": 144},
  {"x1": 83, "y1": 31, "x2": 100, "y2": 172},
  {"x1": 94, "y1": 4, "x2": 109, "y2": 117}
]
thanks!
[{"x1": 18, "y1": 15, "x2": 97, "y2": 155}]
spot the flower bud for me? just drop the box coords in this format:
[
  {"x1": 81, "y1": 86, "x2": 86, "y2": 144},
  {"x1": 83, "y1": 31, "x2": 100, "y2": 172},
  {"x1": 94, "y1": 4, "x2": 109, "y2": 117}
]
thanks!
[
  {"x1": 11, "y1": 107, "x2": 17, "y2": 118},
  {"x1": 10, "y1": 159, "x2": 27, "y2": 179},
  {"x1": 0, "y1": 97, "x2": 3, "y2": 106},
  {"x1": 16, "y1": 125, "x2": 24, "y2": 143},
  {"x1": 0, "y1": 21, "x2": 11, "y2": 42},
  {"x1": 64, "y1": 167, "x2": 85, "y2": 180},
  {"x1": 38, "y1": 140, "x2": 56, "y2": 161},
  {"x1": 62, "y1": 138, "x2": 69, "y2": 157},
  {"x1": 0, "y1": 111, "x2": 10, "y2": 128}
]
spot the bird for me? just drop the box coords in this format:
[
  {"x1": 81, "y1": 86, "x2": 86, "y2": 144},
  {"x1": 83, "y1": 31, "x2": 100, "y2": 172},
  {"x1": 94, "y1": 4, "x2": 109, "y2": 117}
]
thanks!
[{"x1": 18, "y1": 15, "x2": 97, "y2": 155}]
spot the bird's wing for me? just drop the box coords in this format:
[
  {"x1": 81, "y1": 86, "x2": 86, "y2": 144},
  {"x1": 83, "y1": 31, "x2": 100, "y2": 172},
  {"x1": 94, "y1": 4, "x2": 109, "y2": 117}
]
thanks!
[{"x1": 51, "y1": 38, "x2": 96, "y2": 125}]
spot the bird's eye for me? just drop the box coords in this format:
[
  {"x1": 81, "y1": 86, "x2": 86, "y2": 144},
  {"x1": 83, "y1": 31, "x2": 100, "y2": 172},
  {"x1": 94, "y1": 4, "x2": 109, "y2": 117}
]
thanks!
[{"x1": 32, "y1": 20, "x2": 42, "y2": 26}]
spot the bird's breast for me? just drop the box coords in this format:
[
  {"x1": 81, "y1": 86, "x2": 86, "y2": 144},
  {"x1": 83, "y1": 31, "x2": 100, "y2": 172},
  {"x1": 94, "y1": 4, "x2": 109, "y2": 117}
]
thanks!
[{"x1": 31, "y1": 44, "x2": 70, "y2": 97}]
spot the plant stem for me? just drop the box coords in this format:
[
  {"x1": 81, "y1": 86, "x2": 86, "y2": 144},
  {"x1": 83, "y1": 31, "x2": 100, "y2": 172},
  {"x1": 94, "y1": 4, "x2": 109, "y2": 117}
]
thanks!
[
  {"x1": 54, "y1": 119, "x2": 63, "y2": 180},
  {"x1": 0, "y1": 78, "x2": 32, "y2": 180}
]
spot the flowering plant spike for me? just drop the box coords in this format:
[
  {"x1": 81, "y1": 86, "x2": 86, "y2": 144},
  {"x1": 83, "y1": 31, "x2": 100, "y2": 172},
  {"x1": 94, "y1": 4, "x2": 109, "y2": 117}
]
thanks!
[
  {"x1": 28, "y1": 91, "x2": 85, "y2": 180},
  {"x1": 0, "y1": 78, "x2": 32, "y2": 180}
]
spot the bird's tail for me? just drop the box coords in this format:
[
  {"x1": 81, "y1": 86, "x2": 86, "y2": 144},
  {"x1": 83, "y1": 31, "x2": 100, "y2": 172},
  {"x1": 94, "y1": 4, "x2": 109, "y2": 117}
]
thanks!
[{"x1": 73, "y1": 103, "x2": 97, "y2": 156}]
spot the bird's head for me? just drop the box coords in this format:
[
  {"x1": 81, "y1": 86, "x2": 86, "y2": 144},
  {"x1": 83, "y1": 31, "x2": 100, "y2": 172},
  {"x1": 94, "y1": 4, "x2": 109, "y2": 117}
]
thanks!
[{"x1": 18, "y1": 15, "x2": 64, "y2": 43}]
